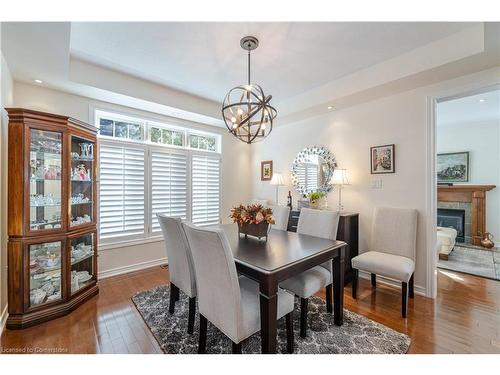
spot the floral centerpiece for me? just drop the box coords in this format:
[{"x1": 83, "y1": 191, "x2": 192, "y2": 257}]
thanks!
[{"x1": 230, "y1": 204, "x2": 275, "y2": 240}]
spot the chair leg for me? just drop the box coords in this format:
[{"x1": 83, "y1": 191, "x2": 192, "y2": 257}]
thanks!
[
  {"x1": 409, "y1": 273, "x2": 414, "y2": 299},
  {"x1": 326, "y1": 284, "x2": 333, "y2": 313},
  {"x1": 188, "y1": 297, "x2": 196, "y2": 334},
  {"x1": 198, "y1": 314, "x2": 207, "y2": 354},
  {"x1": 371, "y1": 273, "x2": 376, "y2": 288},
  {"x1": 300, "y1": 297, "x2": 308, "y2": 338},
  {"x1": 285, "y1": 311, "x2": 294, "y2": 354},
  {"x1": 402, "y1": 281, "x2": 408, "y2": 318},
  {"x1": 352, "y1": 270, "x2": 358, "y2": 299},
  {"x1": 169, "y1": 283, "x2": 179, "y2": 314},
  {"x1": 232, "y1": 342, "x2": 242, "y2": 354}
]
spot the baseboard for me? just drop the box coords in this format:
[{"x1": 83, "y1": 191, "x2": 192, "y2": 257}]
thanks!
[
  {"x1": 0, "y1": 304, "x2": 8, "y2": 336},
  {"x1": 98, "y1": 257, "x2": 168, "y2": 279},
  {"x1": 358, "y1": 270, "x2": 426, "y2": 297}
]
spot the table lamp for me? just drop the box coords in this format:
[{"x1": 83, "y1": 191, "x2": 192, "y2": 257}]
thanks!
[
  {"x1": 332, "y1": 168, "x2": 350, "y2": 212},
  {"x1": 270, "y1": 173, "x2": 285, "y2": 205}
]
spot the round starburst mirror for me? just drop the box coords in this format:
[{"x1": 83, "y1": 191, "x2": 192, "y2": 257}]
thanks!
[{"x1": 222, "y1": 36, "x2": 277, "y2": 144}]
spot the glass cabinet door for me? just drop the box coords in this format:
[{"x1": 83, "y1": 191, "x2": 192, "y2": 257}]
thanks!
[
  {"x1": 29, "y1": 129, "x2": 63, "y2": 231},
  {"x1": 70, "y1": 232, "x2": 95, "y2": 295},
  {"x1": 70, "y1": 136, "x2": 95, "y2": 228},
  {"x1": 29, "y1": 241, "x2": 62, "y2": 307}
]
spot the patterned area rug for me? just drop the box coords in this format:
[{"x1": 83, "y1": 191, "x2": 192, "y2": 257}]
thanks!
[{"x1": 132, "y1": 285, "x2": 411, "y2": 354}]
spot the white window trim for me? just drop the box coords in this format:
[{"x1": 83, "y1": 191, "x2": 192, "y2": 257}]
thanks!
[{"x1": 96, "y1": 108, "x2": 222, "y2": 246}]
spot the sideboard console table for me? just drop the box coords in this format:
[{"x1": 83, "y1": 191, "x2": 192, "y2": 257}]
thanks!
[{"x1": 287, "y1": 210, "x2": 359, "y2": 287}]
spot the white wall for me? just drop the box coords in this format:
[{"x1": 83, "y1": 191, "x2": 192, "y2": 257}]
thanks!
[
  {"x1": 437, "y1": 119, "x2": 500, "y2": 239},
  {"x1": 251, "y1": 66, "x2": 500, "y2": 296},
  {"x1": 1, "y1": 51, "x2": 14, "y2": 330},
  {"x1": 12, "y1": 81, "x2": 252, "y2": 277}
]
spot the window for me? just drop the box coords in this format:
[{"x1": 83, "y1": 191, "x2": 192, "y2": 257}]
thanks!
[
  {"x1": 189, "y1": 133, "x2": 217, "y2": 152},
  {"x1": 150, "y1": 125, "x2": 184, "y2": 146},
  {"x1": 96, "y1": 109, "x2": 222, "y2": 244},
  {"x1": 191, "y1": 154, "x2": 221, "y2": 226},
  {"x1": 99, "y1": 144, "x2": 145, "y2": 239},
  {"x1": 98, "y1": 117, "x2": 144, "y2": 141},
  {"x1": 151, "y1": 150, "x2": 188, "y2": 232}
]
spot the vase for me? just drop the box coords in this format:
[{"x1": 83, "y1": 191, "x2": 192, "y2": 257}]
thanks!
[
  {"x1": 481, "y1": 232, "x2": 495, "y2": 249},
  {"x1": 238, "y1": 222, "x2": 269, "y2": 240},
  {"x1": 309, "y1": 199, "x2": 319, "y2": 210}
]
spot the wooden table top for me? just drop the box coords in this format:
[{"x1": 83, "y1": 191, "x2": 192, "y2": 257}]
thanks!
[{"x1": 218, "y1": 224, "x2": 346, "y2": 274}]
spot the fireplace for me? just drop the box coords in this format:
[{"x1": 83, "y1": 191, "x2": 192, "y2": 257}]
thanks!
[{"x1": 437, "y1": 208, "x2": 465, "y2": 243}]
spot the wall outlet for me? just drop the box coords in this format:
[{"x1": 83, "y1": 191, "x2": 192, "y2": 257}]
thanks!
[{"x1": 370, "y1": 178, "x2": 383, "y2": 189}]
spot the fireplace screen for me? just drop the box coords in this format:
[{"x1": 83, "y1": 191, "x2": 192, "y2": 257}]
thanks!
[{"x1": 437, "y1": 208, "x2": 465, "y2": 242}]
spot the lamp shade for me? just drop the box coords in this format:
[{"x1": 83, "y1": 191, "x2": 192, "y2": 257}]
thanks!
[
  {"x1": 270, "y1": 173, "x2": 285, "y2": 186},
  {"x1": 332, "y1": 168, "x2": 350, "y2": 185}
]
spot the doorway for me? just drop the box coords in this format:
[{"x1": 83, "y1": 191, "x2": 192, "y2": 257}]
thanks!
[{"x1": 435, "y1": 88, "x2": 500, "y2": 280}]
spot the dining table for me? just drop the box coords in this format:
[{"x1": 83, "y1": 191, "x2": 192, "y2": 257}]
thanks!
[{"x1": 217, "y1": 224, "x2": 347, "y2": 354}]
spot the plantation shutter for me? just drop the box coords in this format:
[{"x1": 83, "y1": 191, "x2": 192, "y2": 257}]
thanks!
[
  {"x1": 306, "y1": 164, "x2": 319, "y2": 192},
  {"x1": 151, "y1": 150, "x2": 188, "y2": 232},
  {"x1": 191, "y1": 154, "x2": 221, "y2": 226},
  {"x1": 99, "y1": 144, "x2": 145, "y2": 238}
]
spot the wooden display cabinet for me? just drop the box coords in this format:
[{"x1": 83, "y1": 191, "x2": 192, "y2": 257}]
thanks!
[{"x1": 6, "y1": 108, "x2": 99, "y2": 329}]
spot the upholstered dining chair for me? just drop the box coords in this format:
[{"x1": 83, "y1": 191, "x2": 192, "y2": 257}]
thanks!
[
  {"x1": 157, "y1": 214, "x2": 197, "y2": 334},
  {"x1": 351, "y1": 207, "x2": 418, "y2": 318},
  {"x1": 182, "y1": 222, "x2": 295, "y2": 354},
  {"x1": 270, "y1": 205, "x2": 291, "y2": 231},
  {"x1": 280, "y1": 208, "x2": 340, "y2": 337}
]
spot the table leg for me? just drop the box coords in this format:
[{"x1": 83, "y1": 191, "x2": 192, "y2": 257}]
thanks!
[
  {"x1": 259, "y1": 279, "x2": 278, "y2": 354},
  {"x1": 333, "y1": 246, "x2": 346, "y2": 326}
]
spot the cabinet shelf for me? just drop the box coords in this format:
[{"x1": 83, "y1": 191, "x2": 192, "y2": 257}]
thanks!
[
  {"x1": 30, "y1": 178, "x2": 62, "y2": 182},
  {"x1": 71, "y1": 253, "x2": 93, "y2": 266}
]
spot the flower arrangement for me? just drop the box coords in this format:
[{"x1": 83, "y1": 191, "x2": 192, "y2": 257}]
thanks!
[
  {"x1": 230, "y1": 204, "x2": 275, "y2": 240},
  {"x1": 230, "y1": 204, "x2": 275, "y2": 225}
]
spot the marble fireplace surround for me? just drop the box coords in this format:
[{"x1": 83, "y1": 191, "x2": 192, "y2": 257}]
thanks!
[{"x1": 437, "y1": 185, "x2": 496, "y2": 246}]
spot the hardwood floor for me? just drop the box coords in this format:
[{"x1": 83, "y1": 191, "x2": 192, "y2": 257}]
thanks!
[{"x1": 1, "y1": 266, "x2": 500, "y2": 353}]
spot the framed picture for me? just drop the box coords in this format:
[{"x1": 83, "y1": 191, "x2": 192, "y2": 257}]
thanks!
[
  {"x1": 371, "y1": 144, "x2": 395, "y2": 174},
  {"x1": 437, "y1": 152, "x2": 469, "y2": 183},
  {"x1": 261, "y1": 160, "x2": 273, "y2": 181}
]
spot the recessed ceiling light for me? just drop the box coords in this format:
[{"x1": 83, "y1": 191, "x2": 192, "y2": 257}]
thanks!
[
  {"x1": 327, "y1": 106, "x2": 334, "y2": 110},
  {"x1": 479, "y1": 98, "x2": 487, "y2": 102},
  {"x1": 34, "y1": 79, "x2": 43, "y2": 84}
]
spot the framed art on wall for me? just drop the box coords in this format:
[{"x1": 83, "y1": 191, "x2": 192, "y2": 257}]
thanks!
[
  {"x1": 371, "y1": 144, "x2": 395, "y2": 174},
  {"x1": 437, "y1": 151, "x2": 469, "y2": 183},
  {"x1": 261, "y1": 160, "x2": 273, "y2": 181}
]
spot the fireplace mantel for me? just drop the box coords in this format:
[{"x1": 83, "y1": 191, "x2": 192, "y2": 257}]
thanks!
[{"x1": 437, "y1": 184, "x2": 496, "y2": 246}]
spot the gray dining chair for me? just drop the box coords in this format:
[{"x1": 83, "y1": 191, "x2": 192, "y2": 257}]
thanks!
[
  {"x1": 351, "y1": 207, "x2": 417, "y2": 318},
  {"x1": 270, "y1": 205, "x2": 291, "y2": 231},
  {"x1": 280, "y1": 208, "x2": 340, "y2": 337},
  {"x1": 182, "y1": 222, "x2": 295, "y2": 354},
  {"x1": 157, "y1": 214, "x2": 197, "y2": 334}
]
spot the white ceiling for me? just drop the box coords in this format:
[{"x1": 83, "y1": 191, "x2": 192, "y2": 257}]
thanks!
[
  {"x1": 70, "y1": 22, "x2": 477, "y2": 103},
  {"x1": 437, "y1": 88, "x2": 500, "y2": 127},
  {"x1": 3, "y1": 22, "x2": 498, "y2": 127}
]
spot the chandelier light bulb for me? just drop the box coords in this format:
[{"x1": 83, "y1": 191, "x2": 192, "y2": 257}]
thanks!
[{"x1": 231, "y1": 116, "x2": 237, "y2": 123}]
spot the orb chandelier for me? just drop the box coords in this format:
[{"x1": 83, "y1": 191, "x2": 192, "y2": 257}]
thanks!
[{"x1": 222, "y1": 36, "x2": 277, "y2": 144}]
